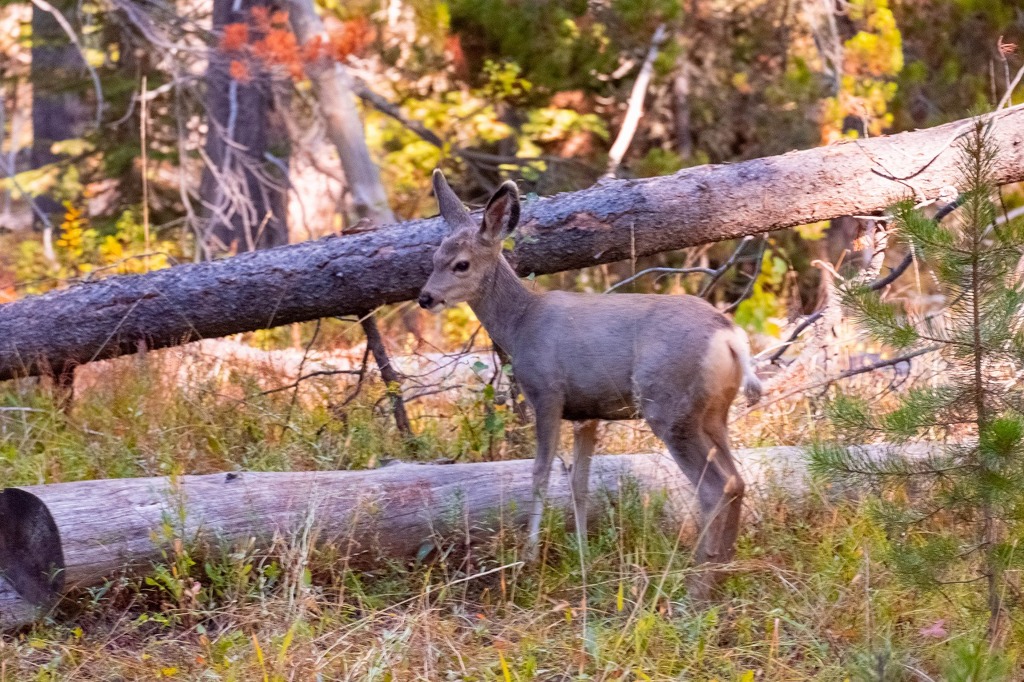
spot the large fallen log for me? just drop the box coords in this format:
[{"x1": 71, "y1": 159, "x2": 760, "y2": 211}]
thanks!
[
  {"x1": 0, "y1": 444, "x2": 938, "y2": 629},
  {"x1": 1, "y1": 107, "x2": 1022, "y2": 381},
  {"x1": 0, "y1": 448, "x2": 798, "y2": 628}
]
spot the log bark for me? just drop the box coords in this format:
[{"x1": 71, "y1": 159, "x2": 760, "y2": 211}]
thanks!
[
  {"x1": 0, "y1": 447, "x2": 793, "y2": 628},
  {"x1": 1, "y1": 107, "x2": 1023, "y2": 380},
  {"x1": 0, "y1": 444, "x2": 939, "y2": 629}
]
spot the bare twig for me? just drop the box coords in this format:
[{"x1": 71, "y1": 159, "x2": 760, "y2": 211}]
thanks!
[
  {"x1": 349, "y1": 78, "x2": 601, "y2": 188},
  {"x1": 996, "y1": 61, "x2": 1024, "y2": 111},
  {"x1": 331, "y1": 344, "x2": 372, "y2": 412},
  {"x1": 350, "y1": 77, "x2": 444, "y2": 148},
  {"x1": 604, "y1": 266, "x2": 715, "y2": 294},
  {"x1": 284, "y1": 319, "x2": 321, "y2": 426},
  {"x1": 743, "y1": 345, "x2": 940, "y2": 418},
  {"x1": 261, "y1": 368, "x2": 364, "y2": 396},
  {"x1": 768, "y1": 197, "x2": 964, "y2": 364},
  {"x1": 699, "y1": 236, "x2": 756, "y2": 297},
  {"x1": 724, "y1": 238, "x2": 767, "y2": 313},
  {"x1": 604, "y1": 235, "x2": 761, "y2": 311}
]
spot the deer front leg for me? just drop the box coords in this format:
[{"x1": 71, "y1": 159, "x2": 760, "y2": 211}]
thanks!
[
  {"x1": 569, "y1": 420, "x2": 598, "y2": 550},
  {"x1": 524, "y1": 399, "x2": 563, "y2": 563}
]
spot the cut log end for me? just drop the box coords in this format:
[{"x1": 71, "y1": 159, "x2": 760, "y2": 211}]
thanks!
[
  {"x1": 0, "y1": 576, "x2": 43, "y2": 631},
  {"x1": 0, "y1": 488, "x2": 65, "y2": 613}
]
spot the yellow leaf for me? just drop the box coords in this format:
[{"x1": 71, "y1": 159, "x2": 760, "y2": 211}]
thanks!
[
  {"x1": 616, "y1": 581, "x2": 625, "y2": 612},
  {"x1": 160, "y1": 667, "x2": 178, "y2": 677},
  {"x1": 498, "y1": 650, "x2": 513, "y2": 682},
  {"x1": 252, "y1": 633, "x2": 269, "y2": 682},
  {"x1": 276, "y1": 620, "x2": 298, "y2": 670}
]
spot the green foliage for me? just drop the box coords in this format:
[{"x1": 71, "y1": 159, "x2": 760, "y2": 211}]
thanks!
[
  {"x1": 941, "y1": 638, "x2": 1014, "y2": 682},
  {"x1": 479, "y1": 59, "x2": 533, "y2": 102},
  {"x1": 450, "y1": 0, "x2": 614, "y2": 91},
  {"x1": 734, "y1": 249, "x2": 789, "y2": 336},
  {"x1": 520, "y1": 106, "x2": 608, "y2": 144},
  {"x1": 15, "y1": 204, "x2": 182, "y2": 294},
  {"x1": 841, "y1": 280, "x2": 920, "y2": 349},
  {"x1": 820, "y1": 0, "x2": 903, "y2": 142},
  {"x1": 811, "y1": 123, "x2": 1024, "y2": 639}
]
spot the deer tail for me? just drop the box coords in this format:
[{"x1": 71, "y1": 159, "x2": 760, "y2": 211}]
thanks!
[{"x1": 727, "y1": 326, "x2": 762, "y2": 406}]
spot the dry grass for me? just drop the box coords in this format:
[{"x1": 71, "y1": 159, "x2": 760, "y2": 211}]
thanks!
[{"x1": 0, "y1": 320, "x2": 1016, "y2": 681}]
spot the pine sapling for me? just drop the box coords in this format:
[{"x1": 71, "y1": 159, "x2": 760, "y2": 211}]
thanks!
[{"x1": 810, "y1": 120, "x2": 1024, "y2": 642}]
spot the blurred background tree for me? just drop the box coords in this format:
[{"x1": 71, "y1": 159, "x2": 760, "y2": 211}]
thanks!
[{"x1": 0, "y1": 0, "x2": 1021, "y2": 343}]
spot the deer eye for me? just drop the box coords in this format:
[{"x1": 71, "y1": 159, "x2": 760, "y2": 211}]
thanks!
[{"x1": 453, "y1": 260, "x2": 470, "y2": 273}]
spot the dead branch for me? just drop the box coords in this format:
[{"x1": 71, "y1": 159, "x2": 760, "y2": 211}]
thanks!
[
  {"x1": 361, "y1": 313, "x2": 412, "y2": 437},
  {"x1": 744, "y1": 345, "x2": 940, "y2": 418},
  {"x1": 605, "y1": 24, "x2": 668, "y2": 177},
  {"x1": 767, "y1": 197, "x2": 964, "y2": 364}
]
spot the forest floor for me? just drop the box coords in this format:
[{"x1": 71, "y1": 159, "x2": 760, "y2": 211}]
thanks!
[{"x1": 0, "y1": 337, "x2": 1011, "y2": 681}]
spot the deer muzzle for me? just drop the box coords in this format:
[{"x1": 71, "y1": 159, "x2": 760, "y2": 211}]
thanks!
[{"x1": 417, "y1": 291, "x2": 445, "y2": 313}]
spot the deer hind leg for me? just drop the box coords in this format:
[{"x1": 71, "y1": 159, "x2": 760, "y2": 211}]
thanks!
[
  {"x1": 524, "y1": 397, "x2": 563, "y2": 563},
  {"x1": 569, "y1": 420, "x2": 598, "y2": 550},
  {"x1": 649, "y1": 413, "x2": 743, "y2": 600},
  {"x1": 703, "y1": 409, "x2": 744, "y2": 566}
]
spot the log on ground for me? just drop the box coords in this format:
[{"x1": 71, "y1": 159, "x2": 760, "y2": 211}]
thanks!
[
  {"x1": 1, "y1": 108, "x2": 1022, "y2": 380},
  {"x1": 0, "y1": 444, "x2": 938, "y2": 629}
]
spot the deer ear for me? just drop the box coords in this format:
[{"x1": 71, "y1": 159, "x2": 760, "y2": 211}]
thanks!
[
  {"x1": 479, "y1": 180, "x2": 520, "y2": 245},
  {"x1": 432, "y1": 169, "x2": 471, "y2": 230}
]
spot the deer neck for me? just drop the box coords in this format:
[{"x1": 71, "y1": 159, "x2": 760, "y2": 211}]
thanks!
[{"x1": 470, "y1": 256, "x2": 533, "y2": 358}]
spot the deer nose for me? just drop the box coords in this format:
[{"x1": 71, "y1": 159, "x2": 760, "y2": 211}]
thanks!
[{"x1": 417, "y1": 292, "x2": 435, "y2": 309}]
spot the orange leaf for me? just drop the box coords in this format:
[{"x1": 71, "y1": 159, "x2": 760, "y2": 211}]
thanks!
[
  {"x1": 220, "y1": 22, "x2": 248, "y2": 52},
  {"x1": 301, "y1": 34, "x2": 325, "y2": 64},
  {"x1": 250, "y1": 6, "x2": 271, "y2": 32},
  {"x1": 254, "y1": 28, "x2": 302, "y2": 78},
  {"x1": 229, "y1": 59, "x2": 252, "y2": 83},
  {"x1": 327, "y1": 17, "x2": 371, "y2": 61}
]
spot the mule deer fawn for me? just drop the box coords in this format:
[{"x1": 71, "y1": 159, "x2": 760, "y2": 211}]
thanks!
[{"x1": 419, "y1": 171, "x2": 762, "y2": 594}]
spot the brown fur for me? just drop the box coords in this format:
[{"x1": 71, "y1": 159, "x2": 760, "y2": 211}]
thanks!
[{"x1": 420, "y1": 171, "x2": 762, "y2": 598}]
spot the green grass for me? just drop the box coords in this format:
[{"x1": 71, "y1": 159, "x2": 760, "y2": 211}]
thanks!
[{"x1": 0, "y1": 362, "x2": 1018, "y2": 681}]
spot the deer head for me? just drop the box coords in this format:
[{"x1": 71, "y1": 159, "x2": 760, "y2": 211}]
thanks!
[{"x1": 417, "y1": 170, "x2": 520, "y2": 312}]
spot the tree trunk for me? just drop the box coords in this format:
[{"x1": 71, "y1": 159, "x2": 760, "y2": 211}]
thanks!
[
  {"x1": 281, "y1": 0, "x2": 413, "y2": 430},
  {"x1": 198, "y1": 0, "x2": 289, "y2": 256},
  {"x1": 672, "y1": 55, "x2": 693, "y2": 160},
  {"x1": 30, "y1": 0, "x2": 90, "y2": 253},
  {"x1": 0, "y1": 107, "x2": 1022, "y2": 381},
  {"x1": 360, "y1": 314, "x2": 412, "y2": 436},
  {"x1": 284, "y1": 0, "x2": 394, "y2": 226}
]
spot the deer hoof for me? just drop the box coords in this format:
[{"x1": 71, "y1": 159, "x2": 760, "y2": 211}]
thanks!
[{"x1": 686, "y1": 569, "x2": 725, "y2": 604}]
